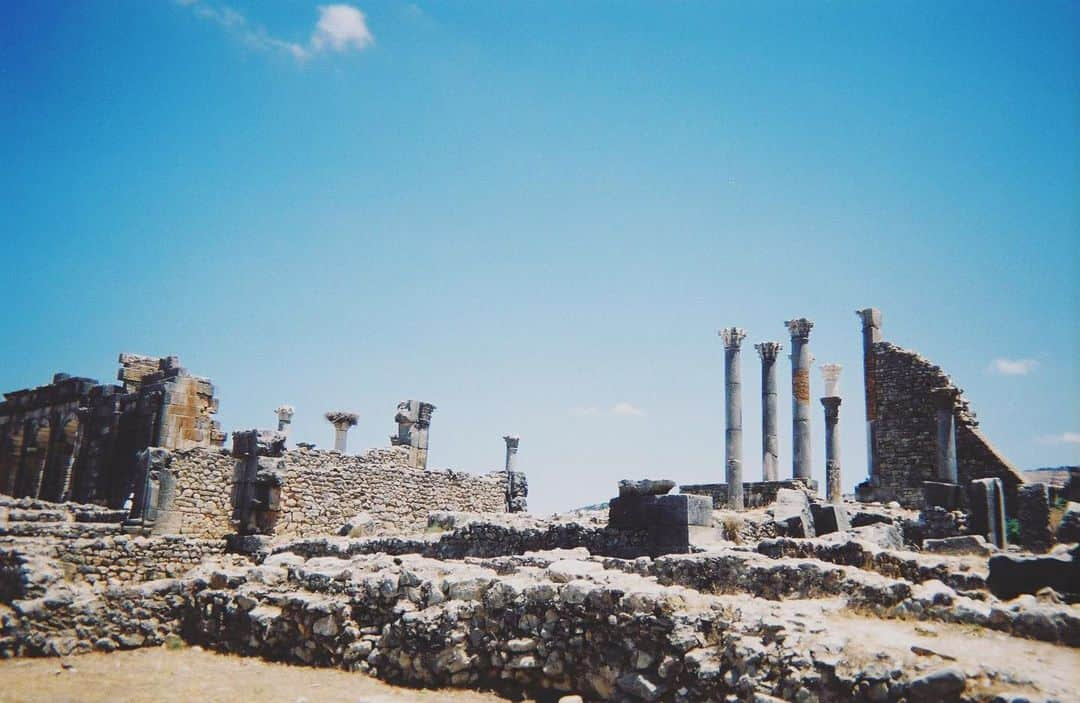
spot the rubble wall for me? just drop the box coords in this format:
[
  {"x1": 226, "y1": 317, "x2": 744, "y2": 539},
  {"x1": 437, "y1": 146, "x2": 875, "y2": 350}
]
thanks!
[
  {"x1": 272, "y1": 447, "x2": 508, "y2": 537},
  {"x1": 865, "y1": 342, "x2": 1024, "y2": 511},
  {"x1": 50, "y1": 536, "x2": 227, "y2": 586}
]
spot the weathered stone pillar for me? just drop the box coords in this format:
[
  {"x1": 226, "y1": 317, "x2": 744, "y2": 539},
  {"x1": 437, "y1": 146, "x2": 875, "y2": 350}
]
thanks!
[
  {"x1": 503, "y1": 434, "x2": 519, "y2": 473},
  {"x1": 754, "y1": 342, "x2": 783, "y2": 481},
  {"x1": 275, "y1": 405, "x2": 294, "y2": 435},
  {"x1": 930, "y1": 387, "x2": 959, "y2": 483},
  {"x1": 391, "y1": 401, "x2": 436, "y2": 469},
  {"x1": 785, "y1": 318, "x2": 814, "y2": 481},
  {"x1": 324, "y1": 411, "x2": 358, "y2": 453},
  {"x1": 820, "y1": 364, "x2": 843, "y2": 504},
  {"x1": 720, "y1": 328, "x2": 747, "y2": 510},
  {"x1": 856, "y1": 308, "x2": 882, "y2": 487}
]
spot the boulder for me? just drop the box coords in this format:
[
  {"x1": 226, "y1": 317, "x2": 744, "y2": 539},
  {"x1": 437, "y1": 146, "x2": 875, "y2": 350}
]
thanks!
[
  {"x1": 770, "y1": 489, "x2": 815, "y2": 538},
  {"x1": 618, "y1": 479, "x2": 676, "y2": 497},
  {"x1": 905, "y1": 667, "x2": 966, "y2": 702},
  {"x1": 339, "y1": 512, "x2": 377, "y2": 538},
  {"x1": 923, "y1": 535, "x2": 994, "y2": 556}
]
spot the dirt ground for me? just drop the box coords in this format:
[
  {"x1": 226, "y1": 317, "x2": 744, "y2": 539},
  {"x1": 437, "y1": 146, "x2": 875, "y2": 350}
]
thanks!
[{"x1": 0, "y1": 647, "x2": 518, "y2": 703}]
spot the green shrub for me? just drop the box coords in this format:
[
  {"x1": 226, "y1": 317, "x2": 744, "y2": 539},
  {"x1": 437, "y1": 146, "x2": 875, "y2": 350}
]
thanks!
[{"x1": 1006, "y1": 518, "x2": 1021, "y2": 542}]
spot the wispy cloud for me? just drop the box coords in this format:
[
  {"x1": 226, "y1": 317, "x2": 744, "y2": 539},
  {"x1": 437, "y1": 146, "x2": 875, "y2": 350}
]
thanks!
[
  {"x1": 612, "y1": 402, "x2": 645, "y2": 417},
  {"x1": 569, "y1": 403, "x2": 646, "y2": 418},
  {"x1": 987, "y1": 358, "x2": 1038, "y2": 376},
  {"x1": 1037, "y1": 432, "x2": 1080, "y2": 445},
  {"x1": 177, "y1": 1, "x2": 374, "y2": 61}
]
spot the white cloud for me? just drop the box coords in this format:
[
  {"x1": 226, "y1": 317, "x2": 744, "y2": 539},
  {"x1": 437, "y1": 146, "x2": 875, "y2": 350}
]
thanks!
[
  {"x1": 1037, "y1": 432, "x2": 1080, "y2": 445},
  {"x1": 312, "y1": 5, "x2": 375, "y2": 53},
  {"x1": 987, "y1": 358, "x2": 1038, "y2": 376},
  {"x1": 612, "y1": 402, "x2": 645, "y2": 417},
  {"x1": 177, "y1": 1, "x2": 373, "y2": 62}
]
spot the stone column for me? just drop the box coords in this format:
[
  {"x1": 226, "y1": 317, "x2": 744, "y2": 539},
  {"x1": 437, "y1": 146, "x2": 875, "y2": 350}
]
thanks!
[
  {"x1": 324, "y1": 411, "x2": 358, "y2": 453},
  {"x1": 391, "y1": 401, "x2": 436, "y2": 470},
  {"x1": 754, "y1": 342, "x2": 783, "y2": 481},
  {"x1": 785, "y1": 318, "x2": 814, "y2": 481},
  {"x1": 856, "y1": 308, "x2": 882, "y2": 486},
  {"x1": 820, "y1": 363, "x2": 843, "y2": 504},
  {"x1": 930, "y1": 387, "x2": 959, "y2": 483},
  {"x1": 275, "y1": 405, "x2": 295, "y2": 435},
  {"x1": 503, "y1": 434, "x2": 520, "y2": 473},
  {"x1": 503, "y1": 434, "x2": 520, "y2": 510},
  {"x1": 720, "y1": 328, "x2": 747, "y2": 510}
]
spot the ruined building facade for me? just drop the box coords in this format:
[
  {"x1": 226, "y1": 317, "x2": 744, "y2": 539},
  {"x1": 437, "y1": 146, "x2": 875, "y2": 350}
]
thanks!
[
  {"x1": 855, "y1": 309, "x2": 1025, "y2": 511},
  {"x1": 0, "y1": 354, "x2": 223, "y2": 508}
]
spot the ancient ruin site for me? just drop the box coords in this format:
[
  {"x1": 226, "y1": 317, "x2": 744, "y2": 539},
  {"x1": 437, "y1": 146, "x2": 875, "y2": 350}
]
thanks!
[
  {"x1": 5, "y1": 3, "x2": 1077, "y2": 702},
  {"x1": 0, "y1": 309, "x2": 1077, "y2": 703}
]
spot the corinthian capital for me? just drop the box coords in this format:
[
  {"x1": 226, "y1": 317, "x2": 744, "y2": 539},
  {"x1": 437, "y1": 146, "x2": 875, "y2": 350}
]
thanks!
[
  {"x1": 719, "y1": 327, "x2": 747, "y2": 350},
  {"x1": 754, "y1": 341, "x2": 783, "y2": 361},
  {"x1": 785, "y1": 318, "x2": 814, "y2": 340}
]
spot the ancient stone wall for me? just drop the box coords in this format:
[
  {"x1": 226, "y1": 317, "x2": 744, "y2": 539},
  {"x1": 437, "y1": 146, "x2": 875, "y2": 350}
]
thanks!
[
  {"x1": 272, "y1": 447, "x2": 508, "y2": 537},
  {"x1": 680, "y1": 479, "x2": 815, "y2": 509},
  {"x1": 156, "y1": 446, "x2": 510, "y2": 539},
  {"x1": 859, "y1": 339, "x2": 1025, "y2": 512},
  {"x1": 50, "y1": 535, "x2": 227, "y2": 586}
]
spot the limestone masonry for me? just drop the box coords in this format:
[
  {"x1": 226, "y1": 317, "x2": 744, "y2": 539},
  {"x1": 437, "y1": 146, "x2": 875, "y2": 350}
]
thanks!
[{"x1": 1, "y1": 308, "x2": 1078, "y2": 703}]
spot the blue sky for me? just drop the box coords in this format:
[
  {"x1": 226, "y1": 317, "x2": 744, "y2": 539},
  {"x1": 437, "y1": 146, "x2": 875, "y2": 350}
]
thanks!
[{"x1": 2, "y1": 1, "x2": 1077, "y2": 514}]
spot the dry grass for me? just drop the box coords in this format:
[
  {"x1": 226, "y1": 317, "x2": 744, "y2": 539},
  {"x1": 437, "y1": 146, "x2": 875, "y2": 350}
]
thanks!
[
  {"x1": 0, "y1": 647, "x2": 517, "y2": 703},
  {"x1": 720, "y1": 514, "x2": 744, "y2": 544}
]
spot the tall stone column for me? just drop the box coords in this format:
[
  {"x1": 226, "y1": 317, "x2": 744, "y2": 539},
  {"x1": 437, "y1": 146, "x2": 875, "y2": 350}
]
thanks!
[
  {"x1": 275, "y1": 405, "x2": 294, "y2": 435},
  {"x1": 856, "y1": 308, "x2": 882, "y2": 487},
  {"x1": 820, "y1": 364, "x2": 843, "y2": 504},
  {"x1": 391, "y1": 401, "x2": 436, "y2": 469},
  {"x1": 785, "y1": 318, "x2": 814, "y2": 481},
  {"x1": 324, "y1": 411, "x2": 358, "y2": 453},
  {"x1": 720, "y1": 327, "x2": 747, "y2": 510},
  {"x1": 754, "y1": 342, "x2": 783, "y2": 481},
  {"x1": 930, "y1": 387, "x2": 959, "y2": 483}
]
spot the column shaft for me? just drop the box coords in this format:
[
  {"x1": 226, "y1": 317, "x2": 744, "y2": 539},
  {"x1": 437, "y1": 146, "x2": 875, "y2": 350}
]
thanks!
[
  {"x1": 756, "y1": 343, "x2": 782, "y2": 481},
  {"x1": 786, "y1": 319, "x2": 814, "y2": 481},
  {"x1": 822, "y1": 397, "x2": 842, "y2": 503},
  {"x1": 721, "y1": 328, "x2": 746, "y2": 510}
]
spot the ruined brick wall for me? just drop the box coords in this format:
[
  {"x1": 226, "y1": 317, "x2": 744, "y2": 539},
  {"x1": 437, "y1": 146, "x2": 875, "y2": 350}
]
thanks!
[
  {"x1": 272, "y1": 447, "x2": 509, "y2": 537},
  {"x1": 862, "y1": 341, "x2": 1024, "y2": 512}
]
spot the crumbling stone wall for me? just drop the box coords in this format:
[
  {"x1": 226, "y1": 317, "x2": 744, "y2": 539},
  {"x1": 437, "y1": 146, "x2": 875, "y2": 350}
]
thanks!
[
  {"x1": 858, "y1": 338, "x2": 1025, "y2": 511},
  {"x1": 154, "y1": 446, "x2": 510, "y2": 539},
  {"x1": 273, "y1": 447, "x2": 508, "y2": 537},
  {"x1": 50, "y1": 535, "x2": 227, "y2": 586},
  {"x1": 680, "y1": 479, "x2": 814, "y2": 509}
]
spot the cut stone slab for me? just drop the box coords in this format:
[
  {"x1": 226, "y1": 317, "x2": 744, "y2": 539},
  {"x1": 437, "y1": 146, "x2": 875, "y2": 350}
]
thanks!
[
  {"x1": 923, "y1": 535, "x2": 993, "y2": 556},
  {"x1": 770, "y1": 489, "x2": 816, "y2": 538},
  {"x1": 618, "y1": 479, "x2": 676, "y2": 497},
  {"x1": 988, "y1": 552, "x2": 1080, "y2": 601},
  {"x1": 810, "y1": 503, "x2": 850, "y2": 535},
  {"x1": 849, "y1": 523, "x2": 904, "y2": 550}
]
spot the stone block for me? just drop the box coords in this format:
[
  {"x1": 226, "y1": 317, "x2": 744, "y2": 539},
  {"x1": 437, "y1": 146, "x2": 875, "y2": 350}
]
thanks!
[
  {"x1": 850, "y1": 523, "x2": 903, "y2": 550},
  {"x1": 988, "y1": 552, "x2": 1080, "y2": 600},
  {"x1": 656, "y1": 494, "x2": 712, "y2": 527},
  {"x1": 967, "y1": 478, "x2": 1006, "y2": 548},
  {"x1": 608, "y1": 495, "x2": 659, "y2": 529},
  {"x1": 810, "y1": 503, "x2": 850, "y2": 536},
  {"x1": 618, "y1": 479, "x2": 676, "y2": 497},
  {"x1": 231, "y1": 429, "x2": 287, "y2": 458},
  {"x1": 771, "y1": 488, "x2": 816, "y2": 538},
  {"x1": 923, "y1": 535, "x2": 993, "y2": 556},
  {"x1": 1016, "y1": 483, "x2": 1053, "y2": 553},
  {"x1": 923, "y1": 481, "x2": 963, "y2": 510},
  {"x1": 1057, "y1": 502, "x2": 1080, "y2": 544}
]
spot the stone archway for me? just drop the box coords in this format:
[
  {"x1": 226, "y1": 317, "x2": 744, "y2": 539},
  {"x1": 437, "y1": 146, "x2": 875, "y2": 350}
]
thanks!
[{"x1": 40, "y1": 415, "x2": 79, "y2": 503}]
